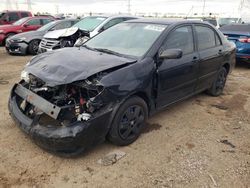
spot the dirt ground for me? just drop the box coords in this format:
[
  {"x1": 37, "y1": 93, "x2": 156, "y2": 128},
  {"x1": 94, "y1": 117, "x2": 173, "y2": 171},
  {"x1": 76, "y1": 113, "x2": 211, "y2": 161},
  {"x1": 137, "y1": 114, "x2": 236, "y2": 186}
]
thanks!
[{"x1": 0, "y1": 47, "x2": 249, "y2": 188}]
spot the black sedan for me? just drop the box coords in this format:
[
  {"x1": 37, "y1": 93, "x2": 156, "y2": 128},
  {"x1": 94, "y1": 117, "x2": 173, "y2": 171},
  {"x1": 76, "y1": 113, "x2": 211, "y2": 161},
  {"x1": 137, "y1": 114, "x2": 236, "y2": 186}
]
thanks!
[
  {"x1": 8, "y1": 19, "x2": 235, "y2": 155},
  {"x1": 5, "y1": 19, "x2": 78, "y2": 55}
]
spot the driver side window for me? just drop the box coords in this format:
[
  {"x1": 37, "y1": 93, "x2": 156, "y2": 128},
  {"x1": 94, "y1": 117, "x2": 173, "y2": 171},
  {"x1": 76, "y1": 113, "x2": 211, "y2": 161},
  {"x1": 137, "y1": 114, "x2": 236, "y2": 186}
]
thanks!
[{"x1": 164, "y1": 25, "x2": 194, "y2": 55}]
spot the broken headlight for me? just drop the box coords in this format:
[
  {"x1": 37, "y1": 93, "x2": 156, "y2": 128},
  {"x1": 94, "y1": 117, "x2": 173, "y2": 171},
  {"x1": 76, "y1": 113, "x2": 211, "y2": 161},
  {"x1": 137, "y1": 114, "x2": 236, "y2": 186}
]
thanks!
[{"x1": 20, "y1": 70, "x2": 30, "y2": 83}]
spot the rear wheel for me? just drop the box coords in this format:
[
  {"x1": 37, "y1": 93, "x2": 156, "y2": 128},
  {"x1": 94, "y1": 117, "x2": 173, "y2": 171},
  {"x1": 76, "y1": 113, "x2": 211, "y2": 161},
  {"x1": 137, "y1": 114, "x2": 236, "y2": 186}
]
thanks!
[
  {"x1": 28, "y1": 40, "x2": 40, "y2": 55},
  {"x1": 207, "y1": 67, "x2": 228, "y2": 96},
  {"x1": 107, "y1": 96, "x2": 148, "y2": 146}
]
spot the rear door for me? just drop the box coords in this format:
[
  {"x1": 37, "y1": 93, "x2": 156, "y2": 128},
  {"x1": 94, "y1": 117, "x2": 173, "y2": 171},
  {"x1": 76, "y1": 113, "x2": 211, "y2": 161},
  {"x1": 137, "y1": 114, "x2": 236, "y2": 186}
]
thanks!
[
  {"x1": 156, "y1": 25, "x2": 200, "y2": 108},
  {"x1": 194, "y1": 25, "x2": 224, "y2": 92}
]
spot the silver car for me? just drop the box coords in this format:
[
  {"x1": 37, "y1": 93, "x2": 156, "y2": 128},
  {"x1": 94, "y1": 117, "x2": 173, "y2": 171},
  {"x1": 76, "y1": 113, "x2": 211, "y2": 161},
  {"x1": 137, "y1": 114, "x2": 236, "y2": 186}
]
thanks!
[{"x1": 38, "y1": 15, "x2": 138, "y2": 53}]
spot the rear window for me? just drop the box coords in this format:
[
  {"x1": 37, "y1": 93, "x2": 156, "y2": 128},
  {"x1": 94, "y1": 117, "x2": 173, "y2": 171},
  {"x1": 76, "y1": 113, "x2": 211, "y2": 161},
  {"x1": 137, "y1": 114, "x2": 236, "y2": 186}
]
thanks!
[
  {"x1": 21, "y1": 12, "x2": 29, "y2": 18},
  {"x1": 220, "y1": 24, "x2": 250, "y2": 32}
]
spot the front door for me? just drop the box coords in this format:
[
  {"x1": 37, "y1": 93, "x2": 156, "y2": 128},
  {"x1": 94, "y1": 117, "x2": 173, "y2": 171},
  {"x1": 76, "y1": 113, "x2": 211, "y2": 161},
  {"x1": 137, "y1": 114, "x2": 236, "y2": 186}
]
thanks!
[{"x1": 156, "y1": 25, "x2": 199, "y2": 108}]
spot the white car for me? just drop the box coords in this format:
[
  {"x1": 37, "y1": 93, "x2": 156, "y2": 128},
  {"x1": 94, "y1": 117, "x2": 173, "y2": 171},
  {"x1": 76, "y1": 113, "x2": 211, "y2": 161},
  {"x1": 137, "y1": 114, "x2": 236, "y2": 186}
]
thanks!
[{"x1": 38, "y1": 15, "x2": 138, "y2": 53}]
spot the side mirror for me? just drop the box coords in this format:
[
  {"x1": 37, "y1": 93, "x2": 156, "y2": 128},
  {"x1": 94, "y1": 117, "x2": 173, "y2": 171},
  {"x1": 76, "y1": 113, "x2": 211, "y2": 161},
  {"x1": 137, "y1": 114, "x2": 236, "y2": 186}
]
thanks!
[
  {"x1": 159, "y1": 49, "x2": 183, "y2": 59},
  {"x1": 49, "y1": 27, "x2": 55, "y2": 31},
  {"x1": 23, "y1": 24, "x2": 29, "y2": 27},
  {"x1": 98, "y1": 27, "x2": 105, "y2": 33}
]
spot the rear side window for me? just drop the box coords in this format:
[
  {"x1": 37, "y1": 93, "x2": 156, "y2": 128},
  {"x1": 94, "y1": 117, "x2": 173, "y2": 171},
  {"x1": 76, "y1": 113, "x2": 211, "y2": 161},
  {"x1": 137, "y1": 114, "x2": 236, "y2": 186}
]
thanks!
[
  {"x1": 8, "y1": 12, "x2": 19, "y2": 22},
  {"x1": 42, "y1": 19, "x2": 53, "y2": 25},
  {"x1": 164, "y1": 26, "x2": 194, "y2": 55},
  {"x1": 26, "y1": 19, "x2": 41, "y2": 25},
  {"x1": 195, "y1": 26, "x2": 219, "y2": 50},
  {"x1": 21, "y1": 12, "x2": 29, "y2": 18}
]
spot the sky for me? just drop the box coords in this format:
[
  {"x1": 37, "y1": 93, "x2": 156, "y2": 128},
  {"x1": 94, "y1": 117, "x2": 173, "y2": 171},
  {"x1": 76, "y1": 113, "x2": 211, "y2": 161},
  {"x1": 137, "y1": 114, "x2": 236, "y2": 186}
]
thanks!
[{"x1": 0, "y1": 0, "x2": 249, "y2": 17}]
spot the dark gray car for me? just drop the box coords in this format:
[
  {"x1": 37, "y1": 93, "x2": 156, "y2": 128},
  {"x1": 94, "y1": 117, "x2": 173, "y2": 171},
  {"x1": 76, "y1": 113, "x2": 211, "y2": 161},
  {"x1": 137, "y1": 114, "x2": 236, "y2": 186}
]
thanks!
[{"x1": 5, "y1": 19, "x2": 78, "y2": 55}]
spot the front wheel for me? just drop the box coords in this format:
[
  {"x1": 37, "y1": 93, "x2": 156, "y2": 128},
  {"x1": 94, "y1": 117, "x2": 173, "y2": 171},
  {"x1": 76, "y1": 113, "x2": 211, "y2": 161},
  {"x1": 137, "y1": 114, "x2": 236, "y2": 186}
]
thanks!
[
  {"x1": 107, "y1": 96, "x2": 148, "y2": 146},
  {"x1": 207, "y1": 67, "x2": 228, "y2": 96},
  {"x1": 28, "y1": 40, "x2": 40, "y2": 55}
]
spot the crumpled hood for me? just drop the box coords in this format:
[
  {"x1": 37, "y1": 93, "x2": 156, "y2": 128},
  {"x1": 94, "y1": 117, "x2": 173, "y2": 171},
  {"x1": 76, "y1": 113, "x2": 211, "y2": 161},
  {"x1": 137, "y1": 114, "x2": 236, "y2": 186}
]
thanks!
[
  {"x1": 25, "y1": 47, "x2": 136, "y2": 87},
  {"x1": 43, "y1": 27, "x2": 79, "y2": 39}
]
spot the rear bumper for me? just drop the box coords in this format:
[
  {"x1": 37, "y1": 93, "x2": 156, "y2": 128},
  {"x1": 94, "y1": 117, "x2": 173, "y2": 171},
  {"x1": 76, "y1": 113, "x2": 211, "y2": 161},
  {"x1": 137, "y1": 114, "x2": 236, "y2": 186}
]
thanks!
[
  {"x1": 5, "y1": 40, "x2": 28, "y2": 55},
  {"x1": 236, "y1": 53, "x2": 250, "y2": 63},
  {"x1": 8, "y1": 84, "x2": 112, "y2": 156}
]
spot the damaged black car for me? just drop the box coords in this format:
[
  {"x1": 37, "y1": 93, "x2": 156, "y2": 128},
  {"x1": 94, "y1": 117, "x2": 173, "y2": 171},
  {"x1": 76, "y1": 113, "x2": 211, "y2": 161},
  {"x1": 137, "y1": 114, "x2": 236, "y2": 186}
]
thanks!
[{"x1": 9, "y1": 19, "x2": 236, "y2": 155}]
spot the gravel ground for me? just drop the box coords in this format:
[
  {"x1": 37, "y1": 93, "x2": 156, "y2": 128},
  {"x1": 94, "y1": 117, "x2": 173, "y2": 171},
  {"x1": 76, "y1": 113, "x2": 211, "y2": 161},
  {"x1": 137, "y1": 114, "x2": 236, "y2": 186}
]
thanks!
[{"x1": 0, "y1": 47, "x2": 249, "y2": 188}]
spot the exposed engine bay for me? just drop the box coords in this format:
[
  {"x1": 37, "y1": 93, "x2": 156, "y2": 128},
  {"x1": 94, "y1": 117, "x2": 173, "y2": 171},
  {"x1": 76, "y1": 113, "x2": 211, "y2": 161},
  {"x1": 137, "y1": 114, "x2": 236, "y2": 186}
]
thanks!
[
  {"x1": 39, "y1": 28, "x2": 90, "y2": 52},
  {"x1": 16, "y1": 74, "x2": 106, "y2": 127},
  {"x1": 58, "y1": 29, "x2": 90, "y2": 48}
]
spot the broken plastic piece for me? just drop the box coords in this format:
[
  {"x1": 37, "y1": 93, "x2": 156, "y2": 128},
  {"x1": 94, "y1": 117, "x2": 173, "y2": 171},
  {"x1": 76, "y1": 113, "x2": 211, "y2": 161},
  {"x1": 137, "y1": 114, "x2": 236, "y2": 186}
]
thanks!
[{"x1": 77, "y1": 113, "x2": 91, "y2": 121}]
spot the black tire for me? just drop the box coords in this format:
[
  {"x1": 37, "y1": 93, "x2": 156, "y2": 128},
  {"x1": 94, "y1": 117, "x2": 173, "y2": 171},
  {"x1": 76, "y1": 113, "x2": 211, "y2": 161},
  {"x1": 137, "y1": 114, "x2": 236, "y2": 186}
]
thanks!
[
  {"x1": 107, "y1": 96, "x2": 148, "y2": 146},
  {"x1": 28, "y1": 40, "x2": 40, "y2": 55},
  {"x1": 207, "y1": 67, "x2": 228, "y2": 96}
]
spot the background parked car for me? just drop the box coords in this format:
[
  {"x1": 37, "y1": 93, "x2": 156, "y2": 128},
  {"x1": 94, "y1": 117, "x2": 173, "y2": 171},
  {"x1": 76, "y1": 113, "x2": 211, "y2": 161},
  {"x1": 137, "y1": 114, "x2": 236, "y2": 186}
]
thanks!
[
  {"x1": 0, "y1": 10, "x2": 32, "y2": 25},
  {"x1": 38, "y1": 15, "x2": 138, "y2": 53},
  {"x1": 0, "y1": 16, "x2": 55, "y2": 46},
  {"x1": 5, "y1": 19, "x2": 78, "y2": 55},
  {"x1": 220, "y1": 24, "x2": 250, "y2": 65}
]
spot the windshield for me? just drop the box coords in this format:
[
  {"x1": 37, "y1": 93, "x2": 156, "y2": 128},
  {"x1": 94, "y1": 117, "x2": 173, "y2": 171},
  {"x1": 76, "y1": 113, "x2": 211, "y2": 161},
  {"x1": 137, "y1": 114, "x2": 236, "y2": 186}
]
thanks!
[
  {"x1": 218, "y1": 18, "x2": 240, "y2": 26},
  {"x1": 12, "y1": 17, "x2": 30, "y2": 25},
  {"x1": 37, "y1": 21, "x2": 57, "y2": 31},
  {"x1": 72, "y1": 16, "x2": 107, "y2": 31},
  {"x1": 0, "y1": 12, "x2": 5, "y2": 19},
  {"x1": 85, "y1": 22, "x2": 167, "y2": 57}
]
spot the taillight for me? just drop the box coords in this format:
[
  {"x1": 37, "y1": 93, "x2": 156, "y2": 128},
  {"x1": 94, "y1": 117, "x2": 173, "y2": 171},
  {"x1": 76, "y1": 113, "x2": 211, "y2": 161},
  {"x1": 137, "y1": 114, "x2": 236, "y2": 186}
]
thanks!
[{"x1": 238, "y1": 38, "x2": 250, "y2": 43}]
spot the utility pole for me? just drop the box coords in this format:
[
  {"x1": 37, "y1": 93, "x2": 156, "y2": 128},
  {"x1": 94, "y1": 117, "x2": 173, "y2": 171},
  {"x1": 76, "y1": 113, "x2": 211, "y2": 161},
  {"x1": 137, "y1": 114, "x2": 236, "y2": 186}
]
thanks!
[
  {"x1": 238, "y1": 0, "x2": 244, "y2": 13},
  {"x1": 27, "y1": 0, "x2": 32, "y2": 11},
  {"x1": 202, "y1": 0, "x2": 206, "y2": 16},
  {"x1": 15, "y1": 0, "x2": 19, "y2": 10},
  {"x1": 55, "y1": 4, "x2": 59, "y2": 14},
  {"x1": 127, "y1": 0, "x2": 131, "y2": 14},
  {"x1": 6, "y1": 0, "x2": 12, "y2": 10}
]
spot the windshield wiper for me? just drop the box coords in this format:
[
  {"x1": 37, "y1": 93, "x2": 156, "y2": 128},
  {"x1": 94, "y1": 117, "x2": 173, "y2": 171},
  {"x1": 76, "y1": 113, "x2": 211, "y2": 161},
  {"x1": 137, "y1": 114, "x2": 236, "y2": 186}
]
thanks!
[
  {"x1": 82, "y1": 45, "x2": 96, "y2": 51},
  {"x1": 94, "y1": 48, "x2": 125, "y2": 57}
]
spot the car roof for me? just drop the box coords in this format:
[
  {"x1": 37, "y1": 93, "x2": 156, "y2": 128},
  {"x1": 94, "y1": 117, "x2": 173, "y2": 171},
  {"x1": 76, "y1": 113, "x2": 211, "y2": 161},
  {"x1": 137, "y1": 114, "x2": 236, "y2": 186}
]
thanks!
[
  {"x1": 2, "y1": 10, "x2": 30, "y2": 13},
  {"x1": 29, "y1": 16, "x2": 54, "y2": 19},
  {"x1": 56, "y1": 18, "x2": 78, "y2": 22},
  {"x1": 87, "y1": 14, "x2": 138, "y2": 19},
  {"x1": 126, "y1": 18, "x2": 206, "y2": 25}
]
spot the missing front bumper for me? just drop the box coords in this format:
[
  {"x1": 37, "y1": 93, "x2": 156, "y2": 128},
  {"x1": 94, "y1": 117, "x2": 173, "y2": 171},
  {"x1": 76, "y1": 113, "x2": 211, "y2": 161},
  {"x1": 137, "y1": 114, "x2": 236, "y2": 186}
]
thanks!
[{"x1": 8, "y1": 84, "x2": 112, "y2": 155}]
